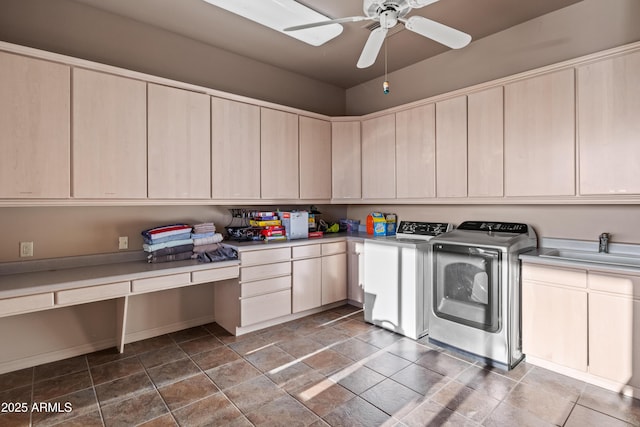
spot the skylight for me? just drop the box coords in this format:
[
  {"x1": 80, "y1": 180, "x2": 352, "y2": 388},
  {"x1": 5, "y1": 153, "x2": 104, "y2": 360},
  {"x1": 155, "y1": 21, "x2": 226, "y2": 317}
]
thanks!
[{"x1": 202, "y1": 0, "x2": 343, "y2": 46}]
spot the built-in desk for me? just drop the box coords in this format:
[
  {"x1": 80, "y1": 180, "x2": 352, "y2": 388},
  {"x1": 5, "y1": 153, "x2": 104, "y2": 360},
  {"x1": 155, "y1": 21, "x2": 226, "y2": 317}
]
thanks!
[{"x1": 0, "y1": 252, "x2": 239, "y2": 374}]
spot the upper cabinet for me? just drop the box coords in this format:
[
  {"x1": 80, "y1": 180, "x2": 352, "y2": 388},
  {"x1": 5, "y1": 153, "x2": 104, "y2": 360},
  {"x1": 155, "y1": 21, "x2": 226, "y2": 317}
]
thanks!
[
  {"x1": 467, "y1": 87, "x2": 504, "y2": 198},
  {"x1": 332, "y1": 121, "x2": 362, "y2": 200},
  {"x1": 395, "y1": 104, "x2": 436, "y2": 199},
  {"x1": 261, "y1": 108, "x2": 299, "y2": 199},
  {"x1": 72, "y1": 69, "x2": 147, "y2": 198},
  {"x1": 577, "y1": 50, "x2": 640, "y2": 195},
  {"x1": 211, "y1": 97, "x2": 260, "y2": 199},
  {"x1": 504, "y1": 69, "x2": 575, "y2": 197},
  {"x1": 299, "y1": 116, "x2": 331, "y2": 200},
  {"x1": 0, "y1": 52, "x2": 70, "y2": 198},
  {"x1": 148, "y1": 84, "x2": 210, "y2": 199},
  {"x1": 361, "y1": 114, "x2": 396, "y2": 199},
  {"x1": 436, "y1": 96, "x2": 468, "y2": 198}
]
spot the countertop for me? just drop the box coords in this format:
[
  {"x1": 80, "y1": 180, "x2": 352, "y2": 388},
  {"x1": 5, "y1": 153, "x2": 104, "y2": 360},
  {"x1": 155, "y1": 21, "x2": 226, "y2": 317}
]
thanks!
[
  {"x1": 519, "y1": 238, "x2": 640, "y2": 275},
  {"x1": 0, "y1": 251, "x2": 239, "y2": 299}
]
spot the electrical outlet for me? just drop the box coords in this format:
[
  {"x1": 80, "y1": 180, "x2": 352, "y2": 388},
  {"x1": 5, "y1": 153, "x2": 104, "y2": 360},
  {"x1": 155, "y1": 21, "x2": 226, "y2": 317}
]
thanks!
[
  {"x1": 20, "y1": 241, "x2": 34, "y2": 257},
  {"x1": 118, "y1": 236, "x2": 128, "y2": 250}
]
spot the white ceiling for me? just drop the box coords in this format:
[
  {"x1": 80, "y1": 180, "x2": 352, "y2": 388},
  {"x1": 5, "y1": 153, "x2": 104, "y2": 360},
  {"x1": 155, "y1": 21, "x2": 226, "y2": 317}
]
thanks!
[{"x1": 71, "y1": 0, "x2": 583, "y2": 89}]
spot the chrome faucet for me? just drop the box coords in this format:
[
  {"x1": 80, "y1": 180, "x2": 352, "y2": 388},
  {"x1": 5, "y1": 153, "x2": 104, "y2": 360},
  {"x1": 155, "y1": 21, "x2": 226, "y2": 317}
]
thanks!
[{"x1": 599, "y1": 233, "x2": 610, "y2": 253}]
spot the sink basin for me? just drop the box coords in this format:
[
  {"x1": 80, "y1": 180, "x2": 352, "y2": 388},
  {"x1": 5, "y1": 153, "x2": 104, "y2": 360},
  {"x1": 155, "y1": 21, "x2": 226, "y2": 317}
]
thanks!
[{"x1": 539, "y1": 249, "x2": 640, "y2": 268}]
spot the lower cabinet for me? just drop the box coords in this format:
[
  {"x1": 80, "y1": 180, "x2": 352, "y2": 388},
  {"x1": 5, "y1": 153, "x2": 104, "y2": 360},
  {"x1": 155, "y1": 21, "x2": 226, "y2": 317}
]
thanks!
[
  {"x1": 292, "y1": 241, "x2": 347, "y2": 313},
  {"x1": 292, "y1": 257, "x2": 322, "y2": 313},
  {"x1": 588, "y1": 272, "x2": 640, "y2": 389},
  {"x1": 522, "y1": 262, "x2": 640, "y2": 391},
  {"x1": 215, "y1": 247, "x2": 292, "y2": 333},
  {"x1": 522, "y1": 276, "x2": 588, "y2": 371},
  {"x1": 321, "y1": 253, "x2": 347, "y2": 305}
]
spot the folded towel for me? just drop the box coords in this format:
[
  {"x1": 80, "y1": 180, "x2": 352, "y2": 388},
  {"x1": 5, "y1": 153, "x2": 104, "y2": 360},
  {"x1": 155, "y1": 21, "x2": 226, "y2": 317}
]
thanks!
[
  {"x1": 146, "y1": 244, "x2": 194, "y2": 257},
  {"x1": 143, "y1": 231, "x2": 192, "y2": 245},
  {"x1": 147, "y1": 251, "x2": 193, "y2": 263},
  {"x1": 192, "y1": 233, "x2": 223, "y2": 246},
  {"x1": 143, "y1": 238, "x2": 193, "y2": 252},
  {"x1": 196, "y1": 246, "x2": 238, "y2": 263},
  {"x1": 190, "y1": 231, "x2": 216, "y2": 240},
  {"x1": 142, "y1": 224, "x2": 192, "y2": 241},
  {"x1": 192, "y1": 243, "x2": 221, "y2": 254},
  {"x1": 193, "y1": 223, "x2": 216, "y2": 234}
]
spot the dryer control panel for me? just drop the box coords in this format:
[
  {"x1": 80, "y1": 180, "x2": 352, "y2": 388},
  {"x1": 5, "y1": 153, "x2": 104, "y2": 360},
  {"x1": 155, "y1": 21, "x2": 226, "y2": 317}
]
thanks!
[{"x1": 457, "y1": 221, "x2": 529, "y2": 234}]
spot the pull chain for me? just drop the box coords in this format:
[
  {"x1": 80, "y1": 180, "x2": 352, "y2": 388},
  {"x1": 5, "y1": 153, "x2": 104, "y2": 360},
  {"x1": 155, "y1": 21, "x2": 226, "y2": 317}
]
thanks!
[{"x1": 383, "y1": 38, "x2": 390, "y2": 94}]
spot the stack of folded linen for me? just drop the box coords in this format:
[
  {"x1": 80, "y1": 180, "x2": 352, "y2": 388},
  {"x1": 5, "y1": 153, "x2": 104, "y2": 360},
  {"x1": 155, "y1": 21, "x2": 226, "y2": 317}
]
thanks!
[
  {"x1": 142, "y1": 224, "x2": 194, "y2": 263},
  {"x1": 191, "y1": 222, "x2": 224, "y2": 256}
]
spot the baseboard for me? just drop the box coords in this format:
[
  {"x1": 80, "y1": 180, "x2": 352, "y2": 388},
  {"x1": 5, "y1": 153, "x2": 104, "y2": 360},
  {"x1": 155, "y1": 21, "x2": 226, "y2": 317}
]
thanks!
[
  {"x1": 124, "y1": 315, "x2": 216, "y2": 344},
  {"x1": 0, "y1": 338, "x2": 116, "y2": 375},
  {"x1": 525, "y1": 355, "x2": 640, "y2": 398}
]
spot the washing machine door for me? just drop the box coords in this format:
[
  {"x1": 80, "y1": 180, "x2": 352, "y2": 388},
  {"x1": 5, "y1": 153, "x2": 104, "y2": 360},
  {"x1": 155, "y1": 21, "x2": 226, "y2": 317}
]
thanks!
[{"x1": 432, "y1": 243, "x2": 502, "y2": 333}]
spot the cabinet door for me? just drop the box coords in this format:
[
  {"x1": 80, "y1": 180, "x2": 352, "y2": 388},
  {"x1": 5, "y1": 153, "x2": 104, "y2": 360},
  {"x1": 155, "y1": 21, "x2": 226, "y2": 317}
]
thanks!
[
  {"x1": 299, "y1": 116, "x2": 331, "y2": 199},
  {"x1": 292, "y1": 257, "x2": 322, "y2": 313},
  {"x1": 211, "y1": 97, "x2": 260, "y2": 199},
  {"x1": 522, "y1": 281, "x2": 587, "y2": 371},
  {"x1": 73, "y1": 69, "x2": 147, "y2": 198},
  {"x1": 577, "y1": 50, "x2": 640, "y2": 195},
  {"x1": 468, "y1": 87, "x2": 504, "y2": 197},
  {"x1": 321, "y1": 253, "x2": 347, "y2": 305},
  {"x1": 362, "y1": 114, "x2": 396, "y2": 199},
  {"x1": 261, "y1": 108, "x2": 299, "y2": 199},
  {"x1": 436, "y1": 96, "x2": 467, "y2": 197},
  {"x1": 504, "y1": 69, "x2": 575, "y2": 196},
  {"x1": 589, "y1": 292, "x2": 640, "y2": 387},
  {"x1": 395, "y1": 104, "x2": 436, "y2": 199},
  {"x1": 331, "y1": 121, "x2": 361, "y2": 199},
  {"x1": 148, "y1": 84, "x2": 210, "y2": 199},
  {"x1": 0, "y1": 52, "x2": 70, "y2": 198},
  {"x1": 588, "y1": 272, "x2": 640, "y2": 388}
]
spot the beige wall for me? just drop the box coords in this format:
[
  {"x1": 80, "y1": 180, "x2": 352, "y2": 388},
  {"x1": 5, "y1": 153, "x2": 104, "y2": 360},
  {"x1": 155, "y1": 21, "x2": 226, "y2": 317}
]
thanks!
[
  {"x1": 347, "y1": 205, "x2": 640, "y2": 245},
  {"x1": 0, "y1": 205, "x2": 347, "y2": 262},
  {"x1": 346, "y1": 0, "x2": 640, "y2": 115},
  {"x1": 0, "y1": 0, "x2": 346, "y2": 116}
]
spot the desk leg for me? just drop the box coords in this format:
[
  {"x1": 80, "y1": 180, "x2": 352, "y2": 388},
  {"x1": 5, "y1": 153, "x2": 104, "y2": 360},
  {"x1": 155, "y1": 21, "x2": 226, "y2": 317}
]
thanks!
[{"x1": 116, "y1": 296, "x2": 128, "y2": 353}]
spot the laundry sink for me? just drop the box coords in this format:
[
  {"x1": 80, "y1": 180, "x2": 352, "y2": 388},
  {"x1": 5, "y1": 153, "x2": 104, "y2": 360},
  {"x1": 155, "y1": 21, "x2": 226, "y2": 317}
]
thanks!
[{"x1": 539, "y1": 249, "x2": 640, "y2": 268}]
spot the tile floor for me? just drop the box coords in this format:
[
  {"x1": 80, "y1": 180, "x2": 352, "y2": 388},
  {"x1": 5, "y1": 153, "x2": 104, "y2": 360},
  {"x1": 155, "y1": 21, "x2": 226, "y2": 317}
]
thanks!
[{"x1": 1, "y1": 304, "x2": 639, "y2": 426}]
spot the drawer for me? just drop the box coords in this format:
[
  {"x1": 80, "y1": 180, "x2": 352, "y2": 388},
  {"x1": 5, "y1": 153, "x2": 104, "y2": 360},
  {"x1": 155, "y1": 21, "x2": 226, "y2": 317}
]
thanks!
[
  {"x1": 0, "y1": 293, "x2": 54, "y2": 317},
  {"x1": 241, "y1": 261, "x2": 291, "y2": 283},
  {"x1": 241, "y1": 275, "x2": 291, "y2": 298},
  {"x1": 322, "y1": 241, "x2": 346, "y2": 256},
  {"x1": 240, "y1": 289, "x2": 291, "y2": 326},
  {"x1": 589, "y1": 272, "x2": 640, "y2": 298},
  {"x1": 292, "y1": 244, "x2": 321, "y2": 259},
  {"x1": 522, "y1": 264, "x2": 586, "y2": 288},
  {"x1": 55, "y1": 281, "x2": 130, "y2": 305},
  {"x1": 132, "y1": 272, "x2": 191, "y2": 293},
  {"x1": 241, "y1": 247, "x2": 290, "y2": 266},
  {"x1": 191, "y1": 265, "x2": 239, "y2": 283}
]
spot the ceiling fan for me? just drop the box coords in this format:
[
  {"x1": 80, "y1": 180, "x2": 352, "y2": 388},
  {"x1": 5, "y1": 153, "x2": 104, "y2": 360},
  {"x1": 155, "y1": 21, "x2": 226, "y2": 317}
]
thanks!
[{"x1": 284, "y1": 0, "x2": 472, "y2": 68}]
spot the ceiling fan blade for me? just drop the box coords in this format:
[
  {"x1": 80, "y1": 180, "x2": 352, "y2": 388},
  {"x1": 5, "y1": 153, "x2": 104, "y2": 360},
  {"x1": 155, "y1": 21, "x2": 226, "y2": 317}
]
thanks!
[
  {"x1": 284, "y1": 16, "x2": 368, "y2": 32},
  {"x1": 357, "y1": 27, "x2": 388, "y2": 69},
  {"x1": 407, "y1": 0, "x2": 440, "y2": 8},
  {"x1": 404, "y1": 15, "x2": 471, "y2": 49}
]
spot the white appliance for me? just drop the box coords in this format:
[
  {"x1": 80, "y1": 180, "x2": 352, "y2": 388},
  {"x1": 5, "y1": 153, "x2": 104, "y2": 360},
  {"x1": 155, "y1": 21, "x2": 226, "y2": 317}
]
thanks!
[
  {"x1": 279, "y1": 211, "x2": 309, "y2": 240},
  {"x1": 429, "y1": 221, "x2": 537, "y2": 370},
  {"x1": 363, "y1": 221, "x2": 452, "y2": 339}
]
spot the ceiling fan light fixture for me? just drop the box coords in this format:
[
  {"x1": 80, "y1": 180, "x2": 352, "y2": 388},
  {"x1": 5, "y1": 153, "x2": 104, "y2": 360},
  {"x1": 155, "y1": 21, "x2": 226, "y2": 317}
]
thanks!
[{"x1": 202, "y1": 0, "x2": 343, "y2": 46}]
